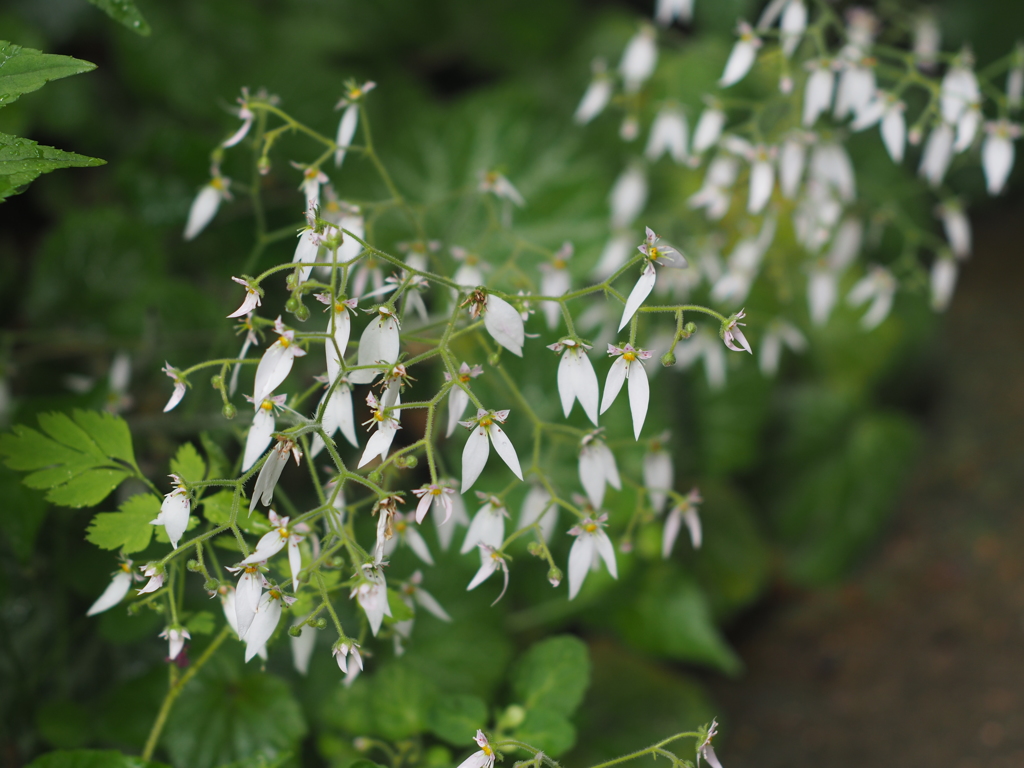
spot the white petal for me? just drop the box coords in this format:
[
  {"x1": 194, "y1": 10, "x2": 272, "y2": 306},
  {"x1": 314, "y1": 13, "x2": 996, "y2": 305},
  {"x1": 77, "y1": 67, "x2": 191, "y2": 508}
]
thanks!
[
  {"x1": 488, "y1": 423, "x2": 523, "y2": 480},
  {"x1": 288, "y1": 536, "x2": 303, "y2": 591},
  {"x1": 461, "y1": 426, "x2": 490, "y2": 493},
  {"x1": 940, "y1": 205, "x2": 972, "y2": 259},
  {"x1": 567, "y1": 534, "x2": 596, "y2": 599},
  {"x1": 759, "y1": 330, "x2": 783, "y2": 376},
  {"x1": 720, "y1": 40, "x2": 757, "y2": 88},
  {"x1": 236, "y1": 571, "x2": 262, "y2": 639},
  {"x1": 609, "y1": 166, "x2": 648, "y2": 229},
  {"x1": 293, "y1": 232, "x2": 320, "y2": 283},
  {"x1": 627, "y1": 360, "x2": 650, "y2": 440},
  {"x1": 982, "y1": 134, "x2": 1015, "y2": 195},
  {"x1": 692, "y1": 109, "x2": 726, "y2": 154},
  {"x1": 600, "y1": 357, "x2": 628, "y2": 414},
  {"x1": 618, "y1": 265, "x2": 657, "y2": 331},
  {"x1": 249, "y1": 446, "x2": 288, "y2": 511},
  {"x1": 221, "y1": 590, "x2": 240, "y2": 636},
  {"x1": 808, "y1": 270, "x2": 837, "y2": 326},
  {"x1": 358, "y1": 423, "x2": 397, "y2": 468},
  {"x1": 643, "y1": 451, "x2": 673, "y2": 514},
  {"x1": 243, "y1": 408, "x2": 275, "y2": 472},
  {"x1": 326, "y1": 311, "x2": 351, "y2": 386},
  {"x1": 245, "y1": 593, "x2": 281, "y2": 662},
  {"x1": 160, "y1": 493, "x2": 191, "y2": 550},
  {"x1": 683, "y1": 508, "x2": 702, "y2": 549},
  {"x1": 467, "y1": 558, "x2": 499, "y2": 590},
  {"x1": 572, "y1": 350, "x2": 600, "y2": 425},
  {"x1": 242, "y1": 530, "x2": 288, "y2": 565},
  {"x1": 780, "y1": 0, "x2": 807, "y2": 57},
  {"x1": 578, "y1": 446, "x2": 606, "y2": 509},
  {"x1": 405, "y1": 527, "x2": 435, "y2": 565},
  {"x1": 290, "y1": 621, "x2": 317, "y2": 675},
  {"x1": 350, "y1": 316, "x2": 399, "y2": 385},
  {"x1": 462, "y1": 506, "x2": 505, "y2": 554},
  {"x1": 748, "y1": 160, "x2": 775, "y2": 214},
  {"x1": 183, "y1": 185, "x2": 223, "y2": 241},
  {"x1": 335, "y1": 104, "x2": 359, "y2": 167},
  {"x1": 954, "y1": 108, "x2": 981, "y2": 153},
  {"x1": 594, "y1": 530, "x2": 618, "y2": 579},
  {"x1": 881, "y1": 109, "x2": 906, "y2": 163},
  {"x1": 600, "y1": 442, "x2": 622, "y2": 490},
  {"x1": 484, "y1": 295, "x2": 525, "y2": 356},
  {"x1": 253, "y1": 341, "x2": 294, "y2": 404},
  {"x1": 662, "y1": 509, "x2": 682, "y2": 558},
  {"x1": 918, "y1": 123, "x2": 955, "y2": 188},
  {"x1": 620, "y1": 29, "x2": 658, "y2": 92},
  {"x1": 86, "y1": 570, "x2": 133, "y2": 616},
  {"x1": 447, "y1": 387, "x2": 470, "y2": 438},
  {"x1": 779, "y1": 139, "x2": 806, "y2": 199},
  {"x1": 803, "y1": 67, "x2": 835, "y2": 127},
  {"x1": 413, "y1": 587, "x2": 452, "y2": 621},
  {"x1": 574, "y1": 79, "x2": 613, "y2": 125},
  {"x1": 930, "y1": 258, "x2": 958, "y2": 312}
]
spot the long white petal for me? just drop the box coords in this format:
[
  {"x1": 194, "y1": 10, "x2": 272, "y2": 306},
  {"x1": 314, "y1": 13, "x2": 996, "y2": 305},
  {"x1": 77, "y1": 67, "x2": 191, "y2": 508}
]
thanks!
[
  {"x1": 358, "y1": 423, "x2": 397, "y2": 468},
  {"x1": 557, "y1": 352, "x2": 577, "y2": 418},
  {"x1": 413, "y1": 587, "x2": 452, "y2": 621},
  {"x1": 160, "y1": 493, "x2": 191, "y2": 549},
  {"x1": 236, "y1": 571, "x2": 262, "y2": 639},
  {"x1": 692, "y1": 109, "x2": 726, "y2": 154},
  {"x1": 326, "y1": 311, "x2": 351, "y2": 385},
  {"x1": 447, "y1": 387, "x2": 469, "y2": 438},
  {"x1": 461, "y1": 426, "x2": 490, "y2": 493},
  {"x1": 574, "y1": 79, "x2": 613, "y2": 125},
  {"x1": 643, "y1": 451, "x2": 673, "y2": 514},
  {"x1": 881, "y1": 109, "x2": 906, "y2": 163},
  {"x1": 572, "y1": 351, "x2": 601, "y2": 425},
  {"x1": 982, "y1": 134, "x2": 1014, "y2": 195},
  {"x1": 594, "y1": 530, "x2": 618, "y2": 579},
  {"x1": 244, "y1": 593, "x2": 281, "y2": 662},
  {"x1": 619, "y1": 265, "x2": 657, "y2": 331},
  {"x1": 462, "y1": 506, "x2": 505, "y2": 554},
  {"x1": 578, "y1": 447, "x2": 606, "y2": 509},
  {"x1": 627, "y1": 361, "x2": 650, "y2": 440},
  {"x1": 600, "y1": 357, "x2": 628, "y2": 414},
  {"x1": 748, "y1": 160, "x2": 774, "y2": 213},
  {"x1": 720, "y1": 40, "x2": 757, "y2": 88},
  {"x1": 683, "y1": 508, "x2": 702, "y2": 549},
  {"x1": 253, "y1": 342, "x2": 293, "y2": 404},
  {"x1": 467, "y1": 558, "x2": 499, "y2": 590},
  {"x1": 288, "y1": 536, "x2": 303, "y2": 591},
  {"x1": 662, "y1": 509, "x2": 682, "y2": 558},
  {"x1": 779, "y1": 139, "x2": 806, "y2": 199},
  {"x1": 919, "y1": 123, "x2": 955, "y2": 188},
  {"x1": 86, "y1": 571, "x2": 133, "y2": 616},
  {"x1": 243, "y1": 408, "x2": 275, "y2": 472},
  {"x1": 600, "y1": 443, "x2": 622, "y2": 490},
  {"x1": 484, "y1": 295, "x2": 525, "y2": 356},
  {"x1": 609, "y1": 166, "x2": 648, "y2": 229},
  {"x1": 242, "y1": 530, "x2": 287, "y2": 565},
  {"x1": 567, "y1": 535, "x2": 596, "y2": 600},
  {"x1": 290, "y1": 622, "x2": 317, "y2": 675},
  {"x1": 335, "y1": 104, "x2": 359, "y2": 167},
  {"x1": 488, "y1": 423, "x2": 523, "y2": 480},
  {"x1": 183, "y1": 185, "x2": 222, "y2": 241}
]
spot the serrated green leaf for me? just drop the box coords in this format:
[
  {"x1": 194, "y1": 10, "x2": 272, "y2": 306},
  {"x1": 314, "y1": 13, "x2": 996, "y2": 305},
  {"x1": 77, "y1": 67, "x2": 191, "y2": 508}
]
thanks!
[
  {"x1": 511, "y1": 635, "x2": 590, "y2": 716},
  {"x1": 25, "y1": 749, "x2": 168, "y2": 768},
  {"x1": 200, "y1": 432, "x2": 230, "y2": 478},
  {"x1": 47, "y1": 468, "x2": 130, "y2": 507},
  {"x1": 513, "y1": 708, "x2": 576, "y2": 757},
  {"x1": 72, "y1": 409, "x2": 136, "y2": 467},
  {"x1": 0, "y1": 132, "x2": 105, "y2": 201},
  {"x1": 163, "y1": 655, "x2": 306, "y2": 768},
  {"x1": 85, "y1": 0, "x2": 152, "y2": 36},
  {"x1": 428, "y1": 694, "x2": 488, "y2": 745},
  {"x1": 0, "y1": 41, "x2": 96, "y2": 108},
  {"x1": 170, "y1": 442, "x2": 206, "y2": 485},
  {"x1": 86, "y1": 494, "x2": 159, "y2": 553},
  {"x1": 1, "y1": 410, "x2": 134, "y2": 507},
  {"x1": 185, "y1": 611, "x2": 215, "y2": 635}
]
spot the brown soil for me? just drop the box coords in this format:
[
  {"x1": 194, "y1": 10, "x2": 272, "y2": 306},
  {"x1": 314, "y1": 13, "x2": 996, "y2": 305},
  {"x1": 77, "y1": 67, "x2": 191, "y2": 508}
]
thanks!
[{"x1": 706, "y1": 198, "x2": 1024, "y2": 768}]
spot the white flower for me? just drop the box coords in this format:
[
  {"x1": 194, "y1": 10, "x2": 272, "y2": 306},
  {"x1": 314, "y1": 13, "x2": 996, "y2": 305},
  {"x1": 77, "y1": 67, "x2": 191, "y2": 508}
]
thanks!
[
  {"x1": 779, "y1": 0, "x2": 807, "y2": 57},
  {"x1": 645, "y1": 105, "x2": 689, "y2": 164},
  {"x1": 357, "y1": 392, "x2": 401, "y2": 468},
  {"x1": 805, "y1": 216, "x2": 862, "y2": 325},
  {"x1": 242, "y1": 394, "x2": 285, "y2": 472},
  {"x1": 600, "y1": 343, "x2": 652, "y2": 440},
  {"x1": 778, "y1": 134, "x2": 808, "y2": 198},
  {"x1": 434, "y1": 482, "x2": 470, "y2": 551},
  {"x1": 747, "y1": 145, "x2": 776, "y2": 214},
  {"x1": 228, "y1": 276, "x2": 262, "y2": 318},
  {"x1": 183, "y1": 174, "x2": 231, "y2": 241},
  {"x1": 310, "y1": 379, "x2": 359, "y2": 458},
  {"x1": 880, "y1": 101, "x2": 907, "y2": 163},
  {"x1": 539, "y1": 242, "x2": 574, "y2": 330},
  {"x1": 242, "y1": 510, "x2": 305, "y2": 591},
  {"x1": 936, "y1": 200, "x2": 971, "y2": 259},
  {"x1": 253, "y1": 317, "x2": 307, "y2": 403},
  {"x1": 467, "y1": 544, "x2": 510, "y2": 603},
  {"x1": 333, "y1": 640, "x2": 364, "y2": 678},
  {"x1": 245, "y1": 581, "x2": 295, "y2": 662},
  {"x1": 412, "y1": 482, "x2": 455, "y2": 524},
  {"x1": 609, "y1": 165, "x2": 648, "y2": 229},
  {"x1": 663, "y1": 488, "x2": 703, "y2": 557},
  {"x1": 161, "y1": 363, "x2": 187, "y2": 412},
  {"x1": 619, "y1": 25, "x2": 657, "y2": 93},
  {"x1": 940, "y1": 58, "x2": 980, "y2": 125},
  {"x1": 721, "y1": 310, "x2": 752, "y2": 354},
  {"x1": 249, "y1": 439, "x2": 301, "y2": 512},
  {"x1": 160, "y1": 627, "x2": 190, "y2": 661},
  {"x1": 401, "y1": 570, "x2": 452, "y2": 621},
  {"x1": 150, "y1": 474, "x2": 190, "y2": 549},
  {"x1": 314, "y1": 294, "x2": 357, "y2": 385},
  {"x1": 223, "y1": 90, "x2": 254, "y2": 148},
  {"x1": 479, "y1": 170, "x2": 525, "y2": 207},
  {"x1": 456, "y1": 730, "x2": 497, "y2": 768},
  {"x1": 809, "y1": 142, "x2": 856, "y2": 203},
  {"x1": 643, "y1": 438, "x2": 673, "y2": 514},
  {"x1": 518, "y1": 484, "x2": 557, "y2": 543},
  {"x1": 759, "y1": 318, "x2": 807, "y2": 376},
  {"x1": 567, "y1": 514, "x2": 618, "y2": 600},
  {"x1": 349, "y1": 306, "x2": 400, "y2": 385},
  {"x1": 460, "y1": 409, "x2": 524, "y2": 493},
  {"x1": 549, "y1": 339, "x2": 600, "y2": 425},
  {"x1": 802, "y1": 59, "x2": 835, "y2": 127},
  {"x1": 137, "y1": 563, "x2": 165, "y2": 595},
  {"x1": 954, "y1": 106, "x2": 982, "y2": 153},
  {"x1": 482, "y1": 295, "x2": 525, "y2": 357},
  {"x1": 833, "y1": 60, "x2": 876, "y2": 122},
  {"x1": 982, "y1": 120, "x2": 1020, "y2": 196},
  {"x1": 692, "y1": 105, "x2": 727, "y2": 154},
  {"x1": 847, "y1": 265, "x2": 897, "y2": 330},
  {"x1": 225, "y1": 562, "x2": 264, "y2": 639},
  {"x1": 461, "y1": 494, "x2": 508, "y2": 554},
  {"x1": 445, "y1": 363, "x2": 485, "y2": 437},
  {"x1": 697, "y1": 719, "x2": 724, "y2": 768},
  {"x1": 86, "y1": 558, "x2": 137, "y2": 616},
  {"x1": 334, "y1": 81, "x2": 375, "y2": 167},
  {"x1": 919, "y1": 122, "x2": 955, "y2": 188},
  {"x1": 578, "y1": 433, "x2": 621, "y2": 509},
  {"x1": 351, "y1": 565, "x2": 392, "y2": 636},
  {"x1": 619, "y1": 227, "x2": 686, "y2": 330},
  {"x1": 655, "y1": 0, "x2": 693, "y2": 26},
  {"x1": 575, "y1": 59, "x2": 613, "y2": 124},
  {"x1": 719, "y1": 22, "x2": 762, "y2": 88},
  {"x1": 384, "y1": 511, "x2": 435, "y2": 565},
  {"x1": 931, "y1": 256, "x2": 958, "y2": 312}
]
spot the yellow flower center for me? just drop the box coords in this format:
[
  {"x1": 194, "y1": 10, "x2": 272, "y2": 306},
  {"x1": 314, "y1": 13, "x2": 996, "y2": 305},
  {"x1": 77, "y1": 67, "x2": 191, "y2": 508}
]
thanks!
[
  {"x1": 480, "y1": 417, "x2": 493, "y2": 428},
  {"x1": 623, "y1": 351, "x2": 636, "y2": 363},
  {"x1": 395, "y1": 521, "x2": 407, "y2": 533},
  {"x1": 260, "y1": 400, "x2": 274, "y2": 411},
  {"x1": 430, "y1": 487, "x2": 442, "y2": 497},
  {"x1": 553, "y1": 258, "x2": 567, "y2": 270},
  {"x1": 459, "y1": 374, "x2": 472, "y2": 383},
  {"x1": 120, "y1": 563, "x2": 132, "y2": 573},
  {"x1": 277, "y1": 527, "x2": 289, "y2": 538},
  {"x1": 482, "y1": 746, "x2": 493, "y2": 757},
  {"x1": 304, "y1": 167, "x2": 318, "y2": 180},
  {"x1": 211, "y1": 176, "x2": 226, "y2": 191},
  {"x1": 280, "y1": 337, "x2": 291, "y2": 348},
  {"x1": 584, "y1": 523, "x2": 597, "y2": 533}
]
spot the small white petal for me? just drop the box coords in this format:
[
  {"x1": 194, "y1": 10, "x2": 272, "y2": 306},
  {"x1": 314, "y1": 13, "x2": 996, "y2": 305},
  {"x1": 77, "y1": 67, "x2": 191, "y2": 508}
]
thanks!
[
  {"x1": 881, "y1": 107, "x2": 907, "y2": 163},
  {"x1": 413, "y1": 586, "x2": 452, "y2": 621},
  {"x1": 467, "y1": 557, "x2": 500, "y2": 591},
  {"x1": 86, "y1": 570, "x2": 133, "y2": 616},
  {"x1": 290, "y1": 621, "x2": 317, "y2": 675},
  {"x1": 594, "y1": 530, "x2": 618, "y2": 579},
  {"x1": 158, "y1": 492, "x2": 190, "y2": 550},
  {"x1": 461, "y1": 505, "x2": 506, "y2": 554},
  {"x1": 447, "y1": 387, "x2": 470, "y2": 438},
  {"x1": 358, "y1": 423, "x2": 398, "y2": 468},
  {"x1": 692, "y1": 108, "x2": 726, "y2": 154},
  {"x1": 609, "y1": 166, "x2": 648, "y2": 229},
  {"x1": 780, "y1": 0, "x2": 807, "y2": 57},
  {"x1": 748, "y1": 160, "x2": 775, "y2": 213},
  {"x1": 982, "y1": 133, "x2": 1015, "y2": 195},
  {"x1": 253, "y1": 341, "x2": 296, "y2": 404},
  {"x1": 662, "y1": 509, "x2": 683, "y2": 558},
  {"x1": 919, "y1": 123, "x2": 955, "y2": 188},
  {"x1": 404, "y1": 527, "x2": 435, "y2": 565},
  {"x1": 242, "y1": 529, "x2": 288, "y2": 565},
  {"x1": 644, "y1": 450, "x2": 673, "y2": 514},
  {"x1": 779, "y1": 139, "x2": 806, "y2": 198},
  {"x1": 620, "y1": 28, "x2": 658, "y2": 92},
  {"x1": 930, "y1": 258, "x2": 958, "y2": 311},
  {"x1": 236, "y1": 571, "x2": 262, "y2": 639},
  {"x1": 575, "y1": 78, "x2": 613, "y2": 125}
]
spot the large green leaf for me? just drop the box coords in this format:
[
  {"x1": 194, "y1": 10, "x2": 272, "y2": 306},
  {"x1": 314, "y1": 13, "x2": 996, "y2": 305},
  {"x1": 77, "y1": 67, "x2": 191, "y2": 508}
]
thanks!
[
  {"x1": 0, "y1": 410, "x2": 136, "y2": 507},
  {"x1": 85, "y1": 0, "x2": 152, "y2": 36},
  {"x1": 511, "y1": 635, "x2": 590, "y2": 716},
  {"x1": 25, "y1": 750, "x2": 168, "y2": 768},
  {"x1": 428, "y1": 694, "x2": 488, "y2": 746},
  {"x1": 0, "y1": 132, "x2": 104, "y2": 201},
  {"x1": 162, "y1": 655, "x2": 307, "y2": 768},
  {"x1": 86, "y1": 493, "x2": 159, "y2": 553},
  {"x1": 170, "y1": 442, "x2": 206, "y2": 485},
  {"x1": 514, "y1": 708, "x2": 576, "y2": 757},
  {"x1": 0, "y1": 42, "x2": 96, "y2": 108}
]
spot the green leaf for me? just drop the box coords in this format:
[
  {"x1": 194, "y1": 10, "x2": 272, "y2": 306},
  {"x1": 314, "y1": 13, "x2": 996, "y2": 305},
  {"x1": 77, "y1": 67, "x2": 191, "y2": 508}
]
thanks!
[
  {"x1": 185, "y1": 611, "x2": 215, "y2": 635},
  {"x1": 387, "y1": 589, "x2": 414, "y2": 622},
  {"x1": 513, "y1": 708, "x2": 576, "y2": 757},
  {"x1": 428, "y1": 694, "x2": 488, "y2": 745},
  {"x1": 25, "y1": 749, "x2": 168, "y2": 768},
  {"x1": 163, "y1": 655, "x2": 307, "y2": 768},
  {"x1": 368, "y1": 662, "x2": 438, "y2": 740},
  {"x1": 201, "y1": 490, "x2": 270, "y2": 535},
  {"x1": 0, "y1": 132, "x2": 105, "y2": 201},
  {"x1": 0, "y1": 464, "x2": 48, "y2": 564},
  {"x1": 85, "y1": 0, "x2": 152, "y2": 36},
  {"x1": 200, "y1": 432, "x2": 230, "y2": 478},
  {"x1": 170, "y1": 442, "x2": 206, "y2": 485},
  {"x1": 511, "y1": 635, "x2": 590, "y2": 716},
  {"x1": 0, "y1": 41, "x2": 96, "y2": 108},
  {"x1": 0, "y1": 410, "x2": 133, "y2": 507},
  {"x1": 86, "y1": 493, "x2": 159, "y2": 553}
]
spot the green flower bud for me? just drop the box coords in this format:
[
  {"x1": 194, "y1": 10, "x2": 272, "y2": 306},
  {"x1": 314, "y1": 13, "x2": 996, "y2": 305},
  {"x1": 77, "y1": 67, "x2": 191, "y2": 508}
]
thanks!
[
  {"x1": 294, "y1": 303, "x2": 310, "y2": 322},
  {"x1": 285, "y1": 296, "x2": 299, "y2": 313},
  {"x1": 288, "y1": 625, "x2": 303, "y2": 637},
  {"x1": 186, "y1": 559, "x2": 201, "y2": 572},
  {"x1": 222, "y1": 403, "x2": 237, "y2": 419},
  {"x1": 210, "y1": 374, "x2": 223, "y2": 390},
  {"x1": 547, "y1": 566, "x2": 563, "y2": 587},
  {"x1": 661, "y1": 349, "x2": 677, "y2": 367}
]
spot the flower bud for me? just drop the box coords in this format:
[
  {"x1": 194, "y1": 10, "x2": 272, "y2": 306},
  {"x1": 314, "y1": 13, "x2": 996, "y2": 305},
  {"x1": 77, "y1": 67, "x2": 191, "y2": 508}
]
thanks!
[
  {"x1": 404, "y1": 455, "x2": 417, "y2": 468},
  {"x1": 619, "y1": 539, "x2": 634, "y2": 553},
  {"x1": 499, "y1": 704, "x2": 527, "y2": 729},
  {"x1": 661, "y1": 349, "x2": 677, "y2": 367},
  {"x1": 257, "y1": 156, "x2": 271, "y2": 175},
  {"x1": 314, "y1": 618, "x2": 328, "y2": 629},
  {"x1": 285, "y1": 296, "x2": 299, "y2": 313},
  {"x1": 683, "y1": 321, "x2": 697, "y2": 337},
  {"x1": 488, "y1": 351, "x2": 502, "y2": 366},
  {"x1": 527, "y1": 541, "x2": 544, "y2": 556},
  {"x1": 187, "y1": 559, "x2": 201, "y2": 572},
  {"x1": 547, "y1": 566, "x2": 563, "y2": 587},
  {"x1": 294, "y1": 303, "x2": 310, "y2": 322},
  {"x1": 288, "y1": 625, "x2": 303, "y2": 637},
  {"x1": 368, "y1": 470, "x2": 383, "y2": 484},
  {"x1": 203, "y1": 579, "x2": 219, "y2": 591},
  {"x1": 222, "y1": 403, "x2": 237, "y2": 419}
]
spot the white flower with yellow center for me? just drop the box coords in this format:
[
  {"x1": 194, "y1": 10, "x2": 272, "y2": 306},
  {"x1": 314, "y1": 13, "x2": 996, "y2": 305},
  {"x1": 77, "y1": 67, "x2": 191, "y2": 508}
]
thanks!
[{"x1": 567, "y1": 513, "x2": 617, "y2": 600}]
